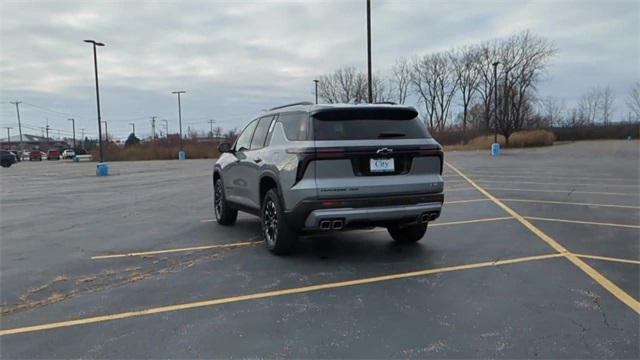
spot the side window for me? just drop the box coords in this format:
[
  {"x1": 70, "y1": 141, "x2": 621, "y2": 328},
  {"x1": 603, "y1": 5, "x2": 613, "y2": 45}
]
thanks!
[
  {"x1": 234, "y1": 120, "x2": 258, "y2": 152},
  {"x1": 277, "y1": 112, "x2": 308, "y2": 141},
  {"x1": 250, "y1": 116, "x2": 274, "y2": 150}
]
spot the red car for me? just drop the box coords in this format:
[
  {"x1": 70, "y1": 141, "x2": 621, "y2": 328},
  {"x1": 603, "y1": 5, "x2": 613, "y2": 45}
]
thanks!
[
  {"x1": 47, "y1": 149, "x2": 60, "y2": 160},
  {"x1": 29, "y1": 150, "x2": 43, "y2": 161}
]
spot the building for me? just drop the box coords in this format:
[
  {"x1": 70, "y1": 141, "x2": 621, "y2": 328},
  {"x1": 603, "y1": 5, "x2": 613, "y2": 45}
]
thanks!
[{"x1": 0, "y1": 133, "x2": 69, "y2": 151}]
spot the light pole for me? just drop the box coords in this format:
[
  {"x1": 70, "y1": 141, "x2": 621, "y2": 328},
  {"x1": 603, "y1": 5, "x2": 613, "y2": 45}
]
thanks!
[
  {"x1": 9, "y1": 101, "x2": 23, "y2": 155},
  {"x1": 68, "y1": 118, "x2": 76, "y2": 149},
  {"x1": 313, "y1": 79, "x2": 319, "y2": 104},
  {"x1": 102, "y1": 121, "x2": 108, "y2": 142},
  {"x1": 84, "y1": 39, "x2": 105, "y2": 163},
  {"x1": 366, "y1": 0, "x2": 373, "y2": 103},
  {"x1": 172, "y1": 90, "x2": 186, "y2": 157},
  {"x1": 492, "y1": 61, "x2": 500, "y2": 144},
  {"x1": 130, "y1": 122, "x2": 136, "y2": 136},
  {"x1": 208, "y1": 119, "x2": 216, "y2": 137},
  {"x1": 4, "y1": 127, "x2": 12, "y2": 149}
]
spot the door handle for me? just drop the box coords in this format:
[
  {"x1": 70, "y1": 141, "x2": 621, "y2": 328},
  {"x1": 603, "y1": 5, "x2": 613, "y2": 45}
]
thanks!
[{"x1": 254, "y1": 158, "x2": 262, "y2": 163}]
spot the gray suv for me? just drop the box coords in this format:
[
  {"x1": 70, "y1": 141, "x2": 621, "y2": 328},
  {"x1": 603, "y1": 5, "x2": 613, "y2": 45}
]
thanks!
[{"x1": 213, "y1": 102, "x2": 444, "y2": 254}]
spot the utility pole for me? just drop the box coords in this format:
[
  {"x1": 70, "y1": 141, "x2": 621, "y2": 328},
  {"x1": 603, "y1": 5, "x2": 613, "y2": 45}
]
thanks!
[
  {"x1": 9, "y1": 101, "x2": 23, "y2": 154},
  {"x1": 45, "y1": 118, "x2": 50, "y2": 143},
  {"x1": 313, "y1": 79, "x2": 319, "y2": 104},
  {"x1": 80, "y1": 128, "x2": 85, "y2": 148},
  {"x1": 366, "y1": 0, "x2": 373, "y2": 104},
  {"x1": 161, "y1": 120, "x2": 169, "y2": 137},
  {"x1": 208, "y1": 119, "x2": 216, "y2": 137},
  {"x1": 84, "y1": 39, "x2": 105, "y2": 163},
  {"x1": 68, "y1": 118, "x2": 76, "y2": 149},
  {"x1": 171, "y1": 91, "x2": 186, "y2": 152},
  {"x1": 151, "y1": 116, "x2": 157, "y2": 139},
  {"x1": 130, "y1": 122, "x2": 136, "y2": 136},
  {"x1": 4, "y1": 127, "x2": 12, "y2": 149},
  {"x1": 492, "y1": 61, "x2": 500, "y2": 143}
]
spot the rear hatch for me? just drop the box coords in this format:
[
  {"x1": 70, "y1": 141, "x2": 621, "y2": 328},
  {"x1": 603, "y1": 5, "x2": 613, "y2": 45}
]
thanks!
[{"x1": 311, "y1": 106, "x2": 443, "y2": 199}]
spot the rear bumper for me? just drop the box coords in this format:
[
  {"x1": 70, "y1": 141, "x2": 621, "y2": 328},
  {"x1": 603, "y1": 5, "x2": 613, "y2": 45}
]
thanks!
[{"x1": 283, "y1": 192, "x2": 444, "y2": 230}]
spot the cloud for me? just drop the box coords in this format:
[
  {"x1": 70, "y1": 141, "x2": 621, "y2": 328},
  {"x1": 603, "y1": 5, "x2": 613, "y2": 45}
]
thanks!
[{"x1": 1, "y1": 0, "x2": 638, "y2": 138}]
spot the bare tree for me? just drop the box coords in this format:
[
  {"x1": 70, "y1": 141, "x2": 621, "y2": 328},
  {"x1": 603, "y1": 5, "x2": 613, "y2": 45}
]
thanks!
[
  {"x1": 601, "y1": 86, "x2": 615, "y2": 124},
  {"x1": 411, "y1": 52, "x2": 458, "y2": 131},
  {"x1": 391, "y1": 57, "x2": 411, "y2": 104},
  {"x1": 577, "y1": 88, "x2": 603, "y2": 124},
  {"x1": 451, "y1": 46, "x2": 481, "y2": 141},
  {"x1": 474, "y1": 40, "x2": 501, "y2": 131},
  {"x1": 625, "y1": 82, "x2": 640, "y2": 119},
  {"x1": 318, "y1": 67, "x2": 391, "y2": 104},
  {"x1": 540, "y1": 97, "x2": 565, "y2": 127},
  {"x1": 496, "y1": 31, "x2": 557, "y2": 144}
]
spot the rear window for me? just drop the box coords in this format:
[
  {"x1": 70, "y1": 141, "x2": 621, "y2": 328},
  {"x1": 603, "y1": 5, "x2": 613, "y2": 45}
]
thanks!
[
  {"x1": 312, "y1": 109, "x2": 429, "y2": 141},
  {"x1": 277, "y1": 112, "x2": 308, "y2": 141}
]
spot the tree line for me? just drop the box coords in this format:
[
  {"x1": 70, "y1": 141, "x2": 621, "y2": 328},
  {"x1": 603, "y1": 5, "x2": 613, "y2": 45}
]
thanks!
[{"x1": 317, "y1": 30, "x2": 639, "y2": 144}]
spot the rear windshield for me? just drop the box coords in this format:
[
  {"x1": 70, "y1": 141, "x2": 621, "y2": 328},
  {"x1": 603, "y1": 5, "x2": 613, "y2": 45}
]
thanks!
[{"x1": 312, "y1": 110, "x2": 430, "y2": 141}]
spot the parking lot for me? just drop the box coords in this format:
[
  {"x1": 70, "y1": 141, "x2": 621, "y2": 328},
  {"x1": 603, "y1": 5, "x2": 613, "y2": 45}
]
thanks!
[{"x1": 0, "y1": 140, "x2": 638, "y2": 358}]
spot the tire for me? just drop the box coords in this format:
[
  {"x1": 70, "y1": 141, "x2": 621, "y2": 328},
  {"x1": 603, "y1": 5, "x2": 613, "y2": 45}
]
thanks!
[
  {"x1": 1, "y1": 162, "x2": 11, "y2": 168},
  {"x1": 261, "y1": 189, "x2": 297, "y2": 255},
  {"x1": 213, "y1": 177, "x2": 237, "y2": 225},
  {"x1": 387, "y1": 223, "x2": 428, "y2": 243}
]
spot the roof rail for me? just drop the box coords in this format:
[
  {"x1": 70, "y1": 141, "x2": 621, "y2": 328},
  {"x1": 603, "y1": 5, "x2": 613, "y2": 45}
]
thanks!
[
  {"x1": 373, "y1": 101, "x2": 397, "y2": 105},
  {"x1": 268, "y1": 101, "x2": 314, "y2": 111}
]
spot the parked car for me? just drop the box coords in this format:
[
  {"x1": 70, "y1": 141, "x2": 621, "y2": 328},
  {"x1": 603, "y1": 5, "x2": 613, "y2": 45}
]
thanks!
[
  {"x1": 47, "y1": 149, "x2": 60, "y2": 160},
  {"x1": 213, "y1": 102, "x2": 444, "y2": 254},
  {"x1": 1, "y1": 150, "x2": 16, "y2": 168},
  {"x1": 62, "y1": 149, "x2": 76, "y2": 159},
  {"x1": 29, "y1": 150, "x2": 43, "y2": 161},
  {"x1": 8, "y1": 150, "x2": 21, "y2": 162}
]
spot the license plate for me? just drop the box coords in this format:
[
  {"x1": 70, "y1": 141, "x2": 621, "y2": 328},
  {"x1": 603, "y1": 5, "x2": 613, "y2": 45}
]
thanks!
[{"x1": 370, "y1": 158, "x2": 395, "y2": 172}]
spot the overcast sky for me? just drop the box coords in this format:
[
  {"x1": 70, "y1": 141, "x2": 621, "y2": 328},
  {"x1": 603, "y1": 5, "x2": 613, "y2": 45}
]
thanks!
[{"x1": 1, "y1": 0, "x2": 638, "y2": 140}]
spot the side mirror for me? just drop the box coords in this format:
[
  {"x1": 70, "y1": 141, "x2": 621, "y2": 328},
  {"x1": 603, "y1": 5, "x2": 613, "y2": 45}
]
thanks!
[{"x1": 217, "y1": 142, "x2": 232, "y2": 153}]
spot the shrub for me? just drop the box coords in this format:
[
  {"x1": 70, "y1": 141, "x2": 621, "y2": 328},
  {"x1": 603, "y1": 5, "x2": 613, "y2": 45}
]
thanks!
[{"x1": 445, "y1": 130, "x2": 555, "y2": 150}]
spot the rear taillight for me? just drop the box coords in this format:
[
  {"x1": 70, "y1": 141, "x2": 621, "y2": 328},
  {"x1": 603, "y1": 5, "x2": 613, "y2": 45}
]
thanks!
[{"x1": 286, "y1": 147, "x2": 349, "y2": 183}]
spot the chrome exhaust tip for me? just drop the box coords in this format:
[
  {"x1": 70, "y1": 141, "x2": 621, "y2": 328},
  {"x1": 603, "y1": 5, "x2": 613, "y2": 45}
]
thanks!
[
  {"x1": 420, "y1": 213, "x2": 430, "y2": 223},
  {"x1": 332, "y1": 219, "x2": 344, "y2": 230},
  {"x1": 319, "y1": 220, "x2": 331, "y2": 230}
]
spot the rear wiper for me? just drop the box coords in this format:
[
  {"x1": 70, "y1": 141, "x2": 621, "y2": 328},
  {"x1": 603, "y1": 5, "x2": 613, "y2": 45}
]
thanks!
[{"x1": 378, "y1": 132, "x2": 406, "y2": 138}]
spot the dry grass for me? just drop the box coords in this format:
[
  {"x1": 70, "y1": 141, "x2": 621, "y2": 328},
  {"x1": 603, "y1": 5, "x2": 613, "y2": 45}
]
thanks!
[
  {"x1": 91, "y1": 140, "x2": 221, "y2": 161},
  {"x1": 445, "y1": 130, "x2": 555, "y2": 150}
]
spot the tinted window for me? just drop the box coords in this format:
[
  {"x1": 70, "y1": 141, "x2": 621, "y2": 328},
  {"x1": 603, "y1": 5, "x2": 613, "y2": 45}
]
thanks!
[
  {"x1": 313, "y1": 116, "x2": 429, "y2": 140},
  {"x1": 234, "y1": 120, "x2": 258, "y2": 151},
  {"x1": 250, "y1": 116, "x2": 274, "y2": 149},
  {"x1": 277, "y1": 112, "x2": 308, "y2": 141}
]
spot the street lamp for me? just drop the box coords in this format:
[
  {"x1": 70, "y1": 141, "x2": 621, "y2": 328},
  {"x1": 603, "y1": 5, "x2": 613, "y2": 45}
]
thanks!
[
  {"x1": 313, "y1": 79, "x2": 319, "y2": 104},
  {"x1": 84, "y1": 40, "x2": 105, "y2": 164},
  {"x1": 172, "y1": 90, "x2": 186, "y2": 159},
  {"x1": 491, "y1": 61, "x2": 501, "y2": 156}
]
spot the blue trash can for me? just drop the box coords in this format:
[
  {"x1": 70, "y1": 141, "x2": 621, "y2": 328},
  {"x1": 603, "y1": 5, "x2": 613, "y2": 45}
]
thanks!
[
  {"x1": 178, "y1": 150, "x2": 186, "y2": 160},
  {"x1": 491, "y1": 143, "x2": 501, "y2": 156},
  {"x1": 96, "y1": 162, "x2": 109, "y2": 176}
]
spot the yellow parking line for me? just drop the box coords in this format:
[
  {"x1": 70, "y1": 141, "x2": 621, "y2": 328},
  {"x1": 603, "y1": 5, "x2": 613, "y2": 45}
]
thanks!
[
  {"x1": 466, "y1": 173, "x2": 637, "y2": 182},
  {"x1": 200, "y1": 219, "x2": 216, "y2": 223},
  {"x1": 445, "y1": 198, "x2": 491, "y2": 205},
  {"x1": 524, "y1": 216, "x2": 640, "y2": 229},
  {"x1": 500, "y1": 198, "x2": 640, "y2": 210},
  {"x1": 484, "y1": 187, "x2": 639, "y2": 197},
  {"x1": 431, "y1": 217, "x2": 513, "y2": 227},
  {"x1": 447, "y1": 162, "x2": 640, "y2": 314},
  {"x1": 477, "y1": 179, "x2": 640, "y2": 188},
  {"x1": 445, "y1": 187, "x2": 477, "y2": 192},
  {"x1": 91, "y1": 240, "x2": 262, "y2": 260},
  {"x1": 0, "y1": 253, "x2": 562, "y2": 336},
  {"x1": 575, "y1": 254, "x2": 640, "y2": 265}
]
